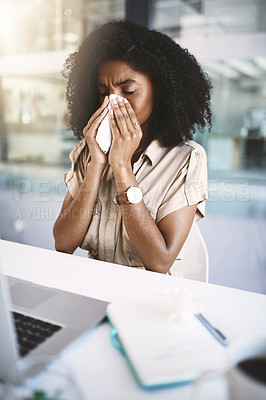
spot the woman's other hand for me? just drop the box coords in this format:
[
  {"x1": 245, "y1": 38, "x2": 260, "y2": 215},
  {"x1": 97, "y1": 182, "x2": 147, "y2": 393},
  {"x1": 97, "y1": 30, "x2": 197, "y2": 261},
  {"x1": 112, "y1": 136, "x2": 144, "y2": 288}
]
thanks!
[
  {"x1": 108, "y1": 97, "x2": 142, "y2": 172},
  {"x1": 83, "y1": 96, "x2": 109, "y2": 165}
]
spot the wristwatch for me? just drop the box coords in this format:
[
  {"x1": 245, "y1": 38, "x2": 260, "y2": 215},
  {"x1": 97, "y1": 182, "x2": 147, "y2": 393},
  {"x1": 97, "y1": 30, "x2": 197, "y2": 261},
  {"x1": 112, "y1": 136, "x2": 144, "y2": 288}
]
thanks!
[{"x1": 114, "y1": 186, "x2": 143, "y2": 205}]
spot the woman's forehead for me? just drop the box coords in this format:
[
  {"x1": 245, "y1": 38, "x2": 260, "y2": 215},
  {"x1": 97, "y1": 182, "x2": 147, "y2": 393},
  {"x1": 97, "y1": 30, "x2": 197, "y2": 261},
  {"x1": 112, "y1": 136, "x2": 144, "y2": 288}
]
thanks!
[{"x1": 97, "y1": 60, "x2": 143, "y2": 82}]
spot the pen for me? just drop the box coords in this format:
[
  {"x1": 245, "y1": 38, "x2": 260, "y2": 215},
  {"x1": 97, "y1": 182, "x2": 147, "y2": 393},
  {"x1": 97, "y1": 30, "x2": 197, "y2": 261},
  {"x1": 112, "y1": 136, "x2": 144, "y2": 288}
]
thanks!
[{"x1": 196, "y1": 313, "x2": 229, "y2": 347}]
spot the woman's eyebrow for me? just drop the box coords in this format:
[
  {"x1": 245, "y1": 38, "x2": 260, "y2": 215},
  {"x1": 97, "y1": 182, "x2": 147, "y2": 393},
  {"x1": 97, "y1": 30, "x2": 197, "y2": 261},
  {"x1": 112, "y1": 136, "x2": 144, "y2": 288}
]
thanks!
[
  {"x1": 117, "y1": 79, "x2": 136, "y2": 86},
  {"x1": 97, "y1": 79, "x2": 137, "y2": 87}
]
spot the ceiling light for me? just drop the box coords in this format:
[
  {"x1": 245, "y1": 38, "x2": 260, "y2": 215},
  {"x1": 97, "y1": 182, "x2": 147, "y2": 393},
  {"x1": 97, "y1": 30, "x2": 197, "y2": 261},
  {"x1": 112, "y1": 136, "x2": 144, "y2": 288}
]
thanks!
[
  {"x1": 64, "y1": 8, "x2": 72, "y2": 17},
  {"x1": 202, "y1": 61, "x2": 238, "y2": 79},
  {"x1": 254, "y1": 57, "x2": 266, "y2": 72},
  {"x1": 225, "y1": 59, "x2": 261, "y2": 78}
]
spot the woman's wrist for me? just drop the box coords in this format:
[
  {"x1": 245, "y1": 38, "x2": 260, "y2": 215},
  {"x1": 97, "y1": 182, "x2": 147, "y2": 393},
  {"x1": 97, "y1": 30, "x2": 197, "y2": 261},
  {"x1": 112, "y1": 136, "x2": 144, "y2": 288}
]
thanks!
[
  {"x1": 85, "y1": 161, "x2": 107, "y2": 185},
  {"x1": 110, "y1": 160, "x2": 132, "y2": 175},
  {"x1": 88, "y1": 159, "x2": 107, "y2": 171},
  {"x1": 112, "y1": 164, "x2": 138, "y2": 195}
]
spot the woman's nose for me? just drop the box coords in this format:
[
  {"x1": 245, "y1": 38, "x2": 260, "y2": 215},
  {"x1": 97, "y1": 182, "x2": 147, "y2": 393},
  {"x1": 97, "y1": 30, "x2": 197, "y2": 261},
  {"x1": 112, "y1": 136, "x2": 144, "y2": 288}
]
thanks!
[{"x1": 109, "y1": 90, "x2": 121, "y2": 97}]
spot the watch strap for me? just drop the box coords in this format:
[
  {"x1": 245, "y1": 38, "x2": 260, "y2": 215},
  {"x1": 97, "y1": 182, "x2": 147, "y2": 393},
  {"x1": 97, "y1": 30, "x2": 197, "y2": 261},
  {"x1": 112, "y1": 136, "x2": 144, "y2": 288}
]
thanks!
[
  {"x1": 116, "y1": 192, "x2": 128, "y2": 205},
  {"x1": 113, "y1": 186, "x2": 143, "y2": 205}
]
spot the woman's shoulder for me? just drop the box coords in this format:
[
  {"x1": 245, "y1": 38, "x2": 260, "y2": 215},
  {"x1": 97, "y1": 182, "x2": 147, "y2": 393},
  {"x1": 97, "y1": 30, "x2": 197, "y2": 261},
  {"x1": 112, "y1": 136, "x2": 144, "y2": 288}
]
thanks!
[
  {"x1": 68, "y1": 138, "x2": 88, "y2": 165},
  {"x1": 148, "y1": 139, "x2": 207, "y2": 166},
  {"x1": 64, "y1": 138, "x2": 89, "y2": 195},
  {"x1": 181, "y1": 140, "x2": 206, "y2": 152},
  {"x1": 176, "y1": 140, "x2": 207, "y2": 159}
]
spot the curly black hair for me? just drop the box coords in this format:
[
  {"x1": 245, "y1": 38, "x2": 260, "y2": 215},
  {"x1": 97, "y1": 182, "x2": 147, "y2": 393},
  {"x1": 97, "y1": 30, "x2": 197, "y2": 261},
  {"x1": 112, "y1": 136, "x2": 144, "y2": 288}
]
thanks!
[{"x1": 63, "y1": 19, "x2": 212, "y2": 147}]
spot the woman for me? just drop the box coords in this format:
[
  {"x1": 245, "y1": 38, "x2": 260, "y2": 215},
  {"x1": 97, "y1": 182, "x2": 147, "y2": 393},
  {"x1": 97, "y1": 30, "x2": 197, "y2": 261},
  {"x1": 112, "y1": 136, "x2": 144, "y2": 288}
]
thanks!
[{"x1": 53, "y1": 19, "x2": 212, "y2": 274}]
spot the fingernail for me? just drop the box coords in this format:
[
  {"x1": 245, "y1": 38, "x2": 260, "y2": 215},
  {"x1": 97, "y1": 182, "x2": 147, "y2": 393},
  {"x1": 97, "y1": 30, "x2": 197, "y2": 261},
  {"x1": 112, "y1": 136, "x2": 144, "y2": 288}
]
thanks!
[
  {"x1": 124, "y1": 98, "x2": 129, "y2": 103},
  {"x1": 118, "y1": 97, "x2": 123, "y2": 103},
  {"x1": 113, "y1": 99, "x2": 117, "y2": 105}
]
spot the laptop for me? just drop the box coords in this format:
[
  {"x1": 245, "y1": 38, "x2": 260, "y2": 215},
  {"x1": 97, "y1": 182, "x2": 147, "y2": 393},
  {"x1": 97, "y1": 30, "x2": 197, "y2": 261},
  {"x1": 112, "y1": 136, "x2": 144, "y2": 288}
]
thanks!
[{"x1": 0, "y1": 242, "x2": 108, "y2": 384}]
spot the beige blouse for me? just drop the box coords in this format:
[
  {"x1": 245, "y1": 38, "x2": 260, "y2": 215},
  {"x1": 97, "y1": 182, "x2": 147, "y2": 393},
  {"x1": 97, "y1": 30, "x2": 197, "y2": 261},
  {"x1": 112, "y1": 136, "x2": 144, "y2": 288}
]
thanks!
[{"x1": 65, "y1": 139, "x2": 208, "y2": 268}]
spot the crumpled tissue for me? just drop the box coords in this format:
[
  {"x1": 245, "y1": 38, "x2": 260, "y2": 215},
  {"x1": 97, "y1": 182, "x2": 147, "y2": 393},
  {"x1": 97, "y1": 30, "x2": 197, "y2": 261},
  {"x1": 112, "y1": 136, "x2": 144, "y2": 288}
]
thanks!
[
  {"x1": 159, "y1": 287, "x2": 203, "y2": 323},
  {"x1": 96, "y1": 94, "x2": 124, "y2": 153}
]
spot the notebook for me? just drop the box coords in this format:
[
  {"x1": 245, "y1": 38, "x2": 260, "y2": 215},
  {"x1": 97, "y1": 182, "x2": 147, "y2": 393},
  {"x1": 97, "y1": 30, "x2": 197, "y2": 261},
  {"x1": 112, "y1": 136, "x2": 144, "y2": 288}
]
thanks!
[
  {"x1": 106, "y1": 296, "x2": 227, "y2": 389},
  {"x1": 0, "y1": 241, "x2": 108, "y2": 384}
]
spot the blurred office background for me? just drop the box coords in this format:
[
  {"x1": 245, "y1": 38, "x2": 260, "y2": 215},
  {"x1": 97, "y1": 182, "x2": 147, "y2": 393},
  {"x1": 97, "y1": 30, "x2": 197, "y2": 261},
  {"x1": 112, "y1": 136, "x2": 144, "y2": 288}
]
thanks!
[{"x1": 0, "y1": 0, "x2": 265, "y2": 294}]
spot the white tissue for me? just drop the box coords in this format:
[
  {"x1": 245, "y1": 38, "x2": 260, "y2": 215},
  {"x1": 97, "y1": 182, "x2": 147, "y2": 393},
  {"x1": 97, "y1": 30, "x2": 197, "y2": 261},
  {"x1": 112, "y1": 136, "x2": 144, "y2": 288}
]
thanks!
[
  {"x1": 96, "y1": 94, "x2": 124, "y2": 153},
  {"x1": 159, "y1": 287, "x2": 203, "y2": 323}
]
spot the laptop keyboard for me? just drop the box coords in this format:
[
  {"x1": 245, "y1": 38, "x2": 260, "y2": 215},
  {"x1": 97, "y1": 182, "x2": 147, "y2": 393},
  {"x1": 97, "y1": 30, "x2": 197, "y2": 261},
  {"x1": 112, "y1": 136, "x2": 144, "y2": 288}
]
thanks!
[{"x1": 12, "y1": 311, "x2": 62, "y2": 357}]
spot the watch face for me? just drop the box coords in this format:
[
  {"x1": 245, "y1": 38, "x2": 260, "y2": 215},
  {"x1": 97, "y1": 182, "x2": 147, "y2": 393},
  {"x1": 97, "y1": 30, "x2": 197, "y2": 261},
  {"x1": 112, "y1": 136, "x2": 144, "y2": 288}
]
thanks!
[{"x1": 127, "y1": 186, "x2": 143, "y2": 204}]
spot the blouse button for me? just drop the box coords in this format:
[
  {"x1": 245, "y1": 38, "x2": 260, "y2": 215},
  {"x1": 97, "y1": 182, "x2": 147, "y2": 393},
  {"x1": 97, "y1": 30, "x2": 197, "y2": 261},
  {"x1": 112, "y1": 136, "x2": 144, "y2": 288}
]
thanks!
[{"x1": 195, "y1": 151, "x2": 200, "y2": 157}]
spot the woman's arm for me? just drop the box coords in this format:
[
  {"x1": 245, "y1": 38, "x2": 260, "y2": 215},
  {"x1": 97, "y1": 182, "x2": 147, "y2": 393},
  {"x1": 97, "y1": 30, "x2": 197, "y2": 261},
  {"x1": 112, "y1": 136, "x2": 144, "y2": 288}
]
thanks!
[
  {"x1": 113, "y1": 165, "x2": 197, "y2": 273},
  {"x1": 53, "y1": 97, "x2": 110, "y2": 254},
  {"x1": 109, "y1": 97, "x2": 198, "y2": 273},
  {"x1": 53, "y1": 162, "x2": 106, "y2": 254}
]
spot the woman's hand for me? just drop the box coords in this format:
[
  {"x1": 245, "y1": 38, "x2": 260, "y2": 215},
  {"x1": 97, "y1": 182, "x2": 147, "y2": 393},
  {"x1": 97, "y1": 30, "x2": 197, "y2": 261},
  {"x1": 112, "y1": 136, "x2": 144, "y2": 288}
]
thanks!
[
  {"x1": 108, "y1": 97, "x2": 142, "y2": 172},
  {"x1": 83, "y1": 96, "x2": 109, "y2": 166}
]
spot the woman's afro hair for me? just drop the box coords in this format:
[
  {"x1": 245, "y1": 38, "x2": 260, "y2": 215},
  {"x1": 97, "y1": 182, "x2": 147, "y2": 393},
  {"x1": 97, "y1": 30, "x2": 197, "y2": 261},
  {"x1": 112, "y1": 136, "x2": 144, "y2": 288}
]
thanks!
[{"x1": 63, "y1": 19, "x2": 212, "y2": 147}]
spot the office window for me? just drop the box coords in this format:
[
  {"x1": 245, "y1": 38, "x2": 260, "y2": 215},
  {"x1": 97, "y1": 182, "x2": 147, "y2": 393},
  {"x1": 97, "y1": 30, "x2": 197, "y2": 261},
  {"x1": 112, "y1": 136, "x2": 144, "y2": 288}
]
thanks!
[
  {"x1": 154, "y1": 0, "x2": 266, "y2": 220},
  {"x1": 0, "y1": 0, "x2": 125, "y2": 55},
  {"x1": 1, "y1": 76, "x2": 71, "y2": 166},
  {"x1": 0, "y1": 0, "x2": 126, "y2": 169},
  {"x1": 154, "y1": 0, "x2": 266, "y2": 39},
  {"x1": 202, "y1": 58, "x2": 266, "y2": 172}
]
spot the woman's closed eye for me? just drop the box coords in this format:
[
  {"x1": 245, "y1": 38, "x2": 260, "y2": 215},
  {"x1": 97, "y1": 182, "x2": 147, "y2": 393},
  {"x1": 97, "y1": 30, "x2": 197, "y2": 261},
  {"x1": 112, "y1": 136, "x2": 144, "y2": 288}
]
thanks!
[
  {"x1": 122, "y1": 90, "x2": 135, "y2": 95},
  {"x1": 99, "y1": 90, "x2": 135, "y2": 97}
]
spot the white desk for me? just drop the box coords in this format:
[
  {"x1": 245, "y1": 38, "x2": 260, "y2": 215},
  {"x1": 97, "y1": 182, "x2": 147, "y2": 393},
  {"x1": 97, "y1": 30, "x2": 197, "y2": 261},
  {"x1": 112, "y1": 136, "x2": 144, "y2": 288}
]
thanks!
[{"x1": 1, "y1": 240, "x2": 266, "y2": 400}]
